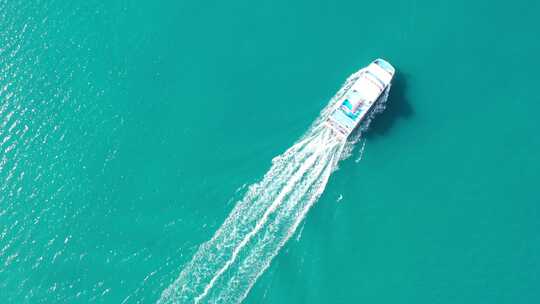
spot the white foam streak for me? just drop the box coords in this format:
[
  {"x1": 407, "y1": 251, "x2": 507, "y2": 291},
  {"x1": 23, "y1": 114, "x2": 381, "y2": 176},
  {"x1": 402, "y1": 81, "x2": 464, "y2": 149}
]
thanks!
[
  {"x1": 194, "y1": 144, "x2": 322, "y2": 303},
  {"x1": 221, "y1": 141, "x2": 344, "y2": 304}
]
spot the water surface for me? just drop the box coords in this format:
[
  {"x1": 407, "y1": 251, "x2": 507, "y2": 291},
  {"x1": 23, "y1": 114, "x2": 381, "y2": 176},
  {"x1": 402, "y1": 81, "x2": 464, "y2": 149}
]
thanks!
[{"x1": 1, "y1": 0, "x2": 539, "y2": 303}]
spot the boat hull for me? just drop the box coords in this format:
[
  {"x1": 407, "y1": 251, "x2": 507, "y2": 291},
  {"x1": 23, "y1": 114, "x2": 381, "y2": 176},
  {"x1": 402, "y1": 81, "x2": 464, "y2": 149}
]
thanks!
[{"x1": 325, "y1": 59, "x2": 395, "y2": 140}]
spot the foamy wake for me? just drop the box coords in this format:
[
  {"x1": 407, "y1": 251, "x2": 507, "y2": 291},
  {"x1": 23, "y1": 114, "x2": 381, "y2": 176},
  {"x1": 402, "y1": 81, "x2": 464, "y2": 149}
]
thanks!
[{"x1": 158, "y1": 75, "x2": 390, "y2": 304}]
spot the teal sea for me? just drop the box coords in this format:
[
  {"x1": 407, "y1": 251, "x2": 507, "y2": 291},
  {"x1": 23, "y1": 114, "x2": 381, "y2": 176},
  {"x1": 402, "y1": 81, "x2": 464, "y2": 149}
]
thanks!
[{"x1": 1, "y1": 0, "x2": 540, "y2": 303}]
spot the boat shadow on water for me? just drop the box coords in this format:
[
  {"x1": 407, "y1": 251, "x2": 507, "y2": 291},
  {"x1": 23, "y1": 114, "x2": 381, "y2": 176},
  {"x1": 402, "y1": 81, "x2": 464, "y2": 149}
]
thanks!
[{"x1": 366, "y1": 73, "x2": 413, "y2": 138}]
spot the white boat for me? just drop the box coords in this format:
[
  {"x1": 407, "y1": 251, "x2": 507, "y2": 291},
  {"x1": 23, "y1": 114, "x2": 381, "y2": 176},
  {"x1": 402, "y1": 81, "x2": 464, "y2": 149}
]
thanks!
[{"x1": 325, "y1": 58, "x2": 395, "y2": 139}]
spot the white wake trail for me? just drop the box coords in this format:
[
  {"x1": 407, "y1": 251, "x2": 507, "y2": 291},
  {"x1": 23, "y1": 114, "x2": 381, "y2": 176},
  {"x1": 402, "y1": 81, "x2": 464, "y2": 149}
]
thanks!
[
  {"x1": 158, "y1": 130, "x2": 330, "y2": 303},
  {"x1": 194, "y1": 141, "x2": 324, "y2": 303},
  {"x1": 208, "y1": 133, "x2": 344, "y2": 303}
]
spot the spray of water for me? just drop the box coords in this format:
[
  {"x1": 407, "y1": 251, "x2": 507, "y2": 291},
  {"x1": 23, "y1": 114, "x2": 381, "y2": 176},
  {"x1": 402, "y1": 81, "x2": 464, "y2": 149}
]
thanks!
[{"x1": 158, "y1": 75, "x2": 390, "y2": 304}]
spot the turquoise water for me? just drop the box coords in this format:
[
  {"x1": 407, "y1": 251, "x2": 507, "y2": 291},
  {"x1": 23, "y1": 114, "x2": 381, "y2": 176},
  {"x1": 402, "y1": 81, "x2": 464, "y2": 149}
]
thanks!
[{"x1": 1, "y1": 0, "x2": 540, "y2": 303}]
